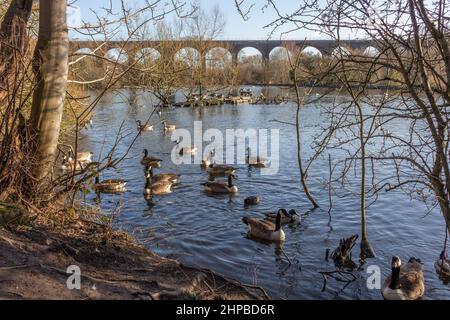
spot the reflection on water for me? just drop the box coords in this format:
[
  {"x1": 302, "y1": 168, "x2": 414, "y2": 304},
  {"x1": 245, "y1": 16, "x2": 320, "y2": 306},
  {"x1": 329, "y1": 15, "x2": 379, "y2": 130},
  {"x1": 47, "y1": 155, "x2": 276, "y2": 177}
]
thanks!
[{"x1": 82, "y1": 87, "x2": 450, "y2": 299}]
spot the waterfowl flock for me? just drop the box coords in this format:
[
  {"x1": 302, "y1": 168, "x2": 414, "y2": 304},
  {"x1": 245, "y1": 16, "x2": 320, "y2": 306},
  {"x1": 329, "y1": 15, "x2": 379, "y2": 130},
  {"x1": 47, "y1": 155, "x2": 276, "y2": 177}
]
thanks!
[{"x1": 69, "y1": 107, "x2": 449, "y2": 300}]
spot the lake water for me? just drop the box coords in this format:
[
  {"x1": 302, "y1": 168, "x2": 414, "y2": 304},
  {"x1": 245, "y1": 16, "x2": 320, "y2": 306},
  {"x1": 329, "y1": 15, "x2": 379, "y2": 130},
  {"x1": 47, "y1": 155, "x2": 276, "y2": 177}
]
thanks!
[{"x1": 80, "y1": 87, "x2": 450, "y2": 299}]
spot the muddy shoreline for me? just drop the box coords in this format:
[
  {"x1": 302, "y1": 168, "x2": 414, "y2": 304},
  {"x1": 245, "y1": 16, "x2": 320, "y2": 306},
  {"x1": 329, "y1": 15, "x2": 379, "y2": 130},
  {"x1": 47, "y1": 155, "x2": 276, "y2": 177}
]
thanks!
[{"x1": 0, "y1": 216, "x2": 268, "y2": 300}]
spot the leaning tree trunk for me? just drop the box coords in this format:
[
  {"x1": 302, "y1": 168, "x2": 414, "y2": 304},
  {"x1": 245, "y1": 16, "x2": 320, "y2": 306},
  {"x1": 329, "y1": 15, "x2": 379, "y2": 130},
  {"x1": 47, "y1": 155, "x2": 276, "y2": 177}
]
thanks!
[
  {"x1": 29, "y1": 0, "x2": 68, "y2": 185},
  {"x1": 0, "y1": 0, "x2": 33, "y2": 104}
]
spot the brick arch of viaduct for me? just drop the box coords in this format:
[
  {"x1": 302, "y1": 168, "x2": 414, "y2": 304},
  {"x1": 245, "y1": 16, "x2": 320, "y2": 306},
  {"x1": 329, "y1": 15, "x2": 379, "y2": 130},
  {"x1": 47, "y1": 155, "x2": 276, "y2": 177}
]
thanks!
[{"x1": 69, "y1": 39, "x2": 375, "y2": 64}]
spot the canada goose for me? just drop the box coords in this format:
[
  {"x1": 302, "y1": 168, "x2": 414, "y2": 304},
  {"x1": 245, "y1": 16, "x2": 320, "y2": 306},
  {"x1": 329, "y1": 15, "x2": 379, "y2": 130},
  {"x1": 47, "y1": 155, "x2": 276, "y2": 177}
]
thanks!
[
  {"x1": 206, "y1": 163, "x2": 236, "y2": 175},
  {"x1": 82, "y1": 118, "x2": 93, "y2": 129},
  {"x1": 200, "y1": 150, "x2": 215, "y2": 169},
  {"x1": 148, "y1": 166, "x2": 180, "y2": 184},
  {"x1": 136, "y1": 120, "x2": 153, "y2": 132},
  {"x1": 244, "y1": 196, "x2": 260, "y2": 206},
  {"x1": 140, "y1": 149, "x2": 162, "y2": 168},
  {"x1": 246, "y1": 147, "x2": 268, "y2": 167},
  {"x1": 435, "y1": 250, "x2": 450, "y2": 278},
  {"x1": 381, "y1": 256, "x2": 425, "y2": 300},
  {"x1": 201, "y1": 174, "x2": 238, "y2": 194},
  {"x1": 265, "y1": 209, "x2": 300, "y2": 224},
  {"x1": 163, "y1": 121, "x2": 176, "y2": 131},
  {"x1": 61, "y1": 148, "x2": 93, "y2": 171},
  {"x1": 94, "y1": 175, "x2": 127, "y2": 193},
  {"x1": 64, "y1": 149, "x2": 93, "y2": 163},
  {"x1": 201, "y1": 158, "x2": 211, "y2": 169},
  {"x1": 61, "y1": 160, "x2": 87, "y2": 171},
  {"x1": 176, "y1": 139, "x2": 197, "y2": 155},
  {"x1": 143, "y1": 172, "x2": 173, "y2": 195},
  {"x1": 242, "y1": 209, "x2": 285, "y2": 242}
]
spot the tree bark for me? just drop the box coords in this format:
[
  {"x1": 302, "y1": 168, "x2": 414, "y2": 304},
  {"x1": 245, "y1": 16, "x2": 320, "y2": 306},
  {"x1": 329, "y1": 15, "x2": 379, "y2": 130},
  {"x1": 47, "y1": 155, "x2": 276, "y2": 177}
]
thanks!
[
  {"x1": 0, "y1": 0, "x2": 33, "y2": 103},
  {"x1": 29, "y1": 0, "x2": 68, "y2": 183}
]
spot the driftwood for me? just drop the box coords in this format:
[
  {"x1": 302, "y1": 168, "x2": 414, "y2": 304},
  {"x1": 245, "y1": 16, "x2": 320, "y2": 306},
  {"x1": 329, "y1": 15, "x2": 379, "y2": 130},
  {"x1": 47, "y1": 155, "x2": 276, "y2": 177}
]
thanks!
[
  {"x1": 319, "y1": 234, "x2": 359, "y2": 293},
  {"x1": 331, "y1": 234, "x2": 358, "y2": 269}
]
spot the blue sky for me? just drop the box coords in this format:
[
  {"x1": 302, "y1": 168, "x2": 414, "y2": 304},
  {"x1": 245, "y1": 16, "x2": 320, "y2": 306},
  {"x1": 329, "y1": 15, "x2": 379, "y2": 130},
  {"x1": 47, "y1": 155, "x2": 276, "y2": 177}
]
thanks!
[{"x1": 69, "y1": 0, "x2": 328, "y2": 40}]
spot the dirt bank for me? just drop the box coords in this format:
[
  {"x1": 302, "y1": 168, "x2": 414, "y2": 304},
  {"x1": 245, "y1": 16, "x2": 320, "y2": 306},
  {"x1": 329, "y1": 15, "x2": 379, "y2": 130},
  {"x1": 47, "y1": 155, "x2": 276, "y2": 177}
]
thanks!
[{"x1": 0, "y1": 216, "x2": 269, "y2": 300}]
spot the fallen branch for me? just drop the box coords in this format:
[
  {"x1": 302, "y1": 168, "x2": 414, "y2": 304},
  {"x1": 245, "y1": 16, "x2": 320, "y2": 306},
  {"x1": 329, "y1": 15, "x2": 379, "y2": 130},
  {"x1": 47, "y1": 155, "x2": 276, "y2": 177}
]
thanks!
[
  {"x1": 269, "y1": 119, "x2": 296, "y2": 126},
  {"x1": 0, "y1": 264, "x2": 29, "y2": 270},
  {"x1": 191, "y1": 265, "x2": 271, "y2": 300},
  {"x1": 319, "y1": 270, "x2": 357, "y2": 292},
  {"x1": 280, "y1": 248, "x2": 292, "y2": 264}
]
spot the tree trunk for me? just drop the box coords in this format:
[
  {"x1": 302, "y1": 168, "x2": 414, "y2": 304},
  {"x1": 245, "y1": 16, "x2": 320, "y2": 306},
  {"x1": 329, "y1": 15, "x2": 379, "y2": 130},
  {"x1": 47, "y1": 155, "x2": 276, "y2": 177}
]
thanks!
[
  {"x1": 292, "y1": 67, "x2": 319, "y2": 208},
  {"x1": 29, "y1": 0, "x2": 68, "y2": 183},
  {"x1": 0, "y1": 0, "x2": 33, "y2": 103},
  {"x1": 357, "y1": 104, "x2": 375, "y2": 259}
]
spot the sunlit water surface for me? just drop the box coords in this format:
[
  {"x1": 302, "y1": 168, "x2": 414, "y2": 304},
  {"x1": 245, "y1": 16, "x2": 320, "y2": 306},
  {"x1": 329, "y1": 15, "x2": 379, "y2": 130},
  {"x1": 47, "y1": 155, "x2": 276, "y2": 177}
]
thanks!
[{"x1": 80, "y1": 88, "x2": 450, "y2": 299}]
